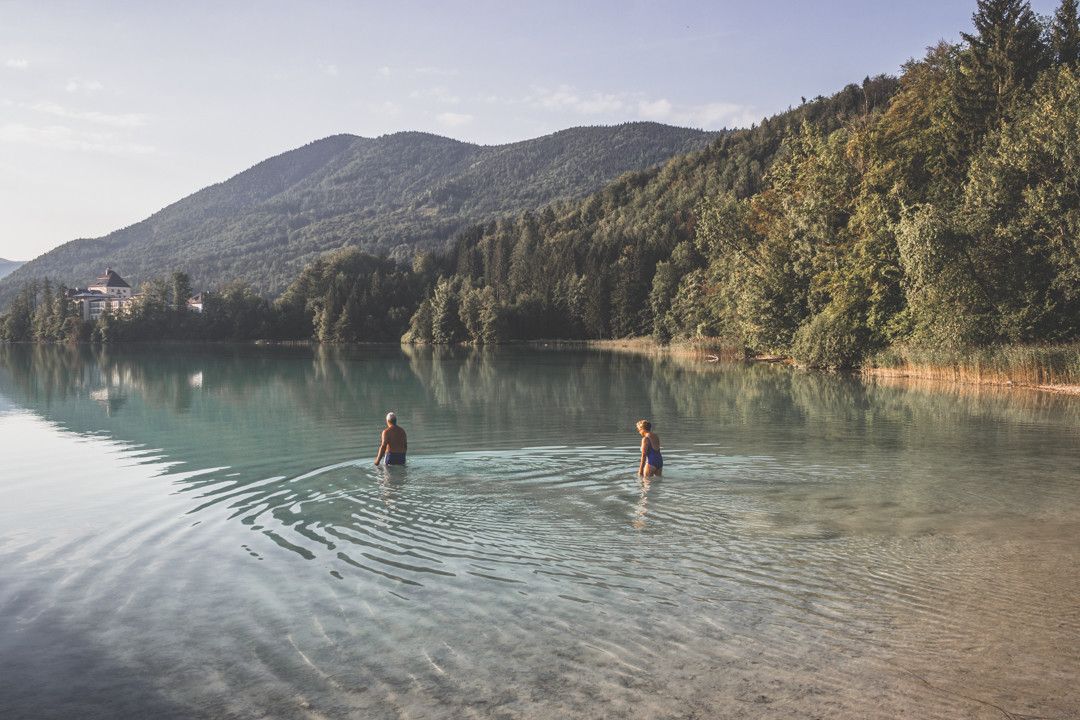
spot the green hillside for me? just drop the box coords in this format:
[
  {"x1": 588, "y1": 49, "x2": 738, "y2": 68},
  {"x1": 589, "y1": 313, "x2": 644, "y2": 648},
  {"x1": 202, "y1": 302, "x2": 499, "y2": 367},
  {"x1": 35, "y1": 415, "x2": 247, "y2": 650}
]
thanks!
[{"x1": 0, "y1": 122, "x2": 717, "y2": 306}]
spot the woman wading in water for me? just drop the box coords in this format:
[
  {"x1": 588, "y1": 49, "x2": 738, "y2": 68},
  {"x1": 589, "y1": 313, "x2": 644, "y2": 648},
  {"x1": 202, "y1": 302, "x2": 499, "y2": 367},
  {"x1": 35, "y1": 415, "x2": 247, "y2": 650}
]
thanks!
[{"x1": 636, "y1": 419, "x2": 663, "y2": 477}]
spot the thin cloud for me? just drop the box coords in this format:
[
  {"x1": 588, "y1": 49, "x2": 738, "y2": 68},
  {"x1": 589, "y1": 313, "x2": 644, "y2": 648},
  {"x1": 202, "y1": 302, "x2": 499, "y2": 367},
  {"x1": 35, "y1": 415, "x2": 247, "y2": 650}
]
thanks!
[
  {"x1": 0, "y1": 123, "x2": 156, "y2": 155},
  {"x1": 319, "y1": 63, "x2": 339, "y2": 77},
  {"x1": 409, "y1": 86, "x2": 460, "y2": 105},
  {"x1": 369, "y1": 100, "x2": 402, "y2": 119},
  {"x1": 377, "y1": 65, "x2": 391, "y2": 77},
  {"x1": 65, "y1": 78, "x2": 105, "y2": 94},
  {"x1": 30, "y1": 101, "x2": 148, "y2": 128},
  {"x1": 638, "y1": 98, "x2": 673, "y2": 119},
  {"x1": 637, "y1": 98, "x2": 757, "y2": 129},
  {"x1": 5, "y1": 58, "x2": 29, "y2": 70},
  {"x1": 436, "y1": 112, "x2": 473, "y2": 128},
  {"x1": 528, "y1": 85, "x2": 625, "y2": 114},
  {"x1": 520, "y1": 83, "x2": 756, "y2": 129}
]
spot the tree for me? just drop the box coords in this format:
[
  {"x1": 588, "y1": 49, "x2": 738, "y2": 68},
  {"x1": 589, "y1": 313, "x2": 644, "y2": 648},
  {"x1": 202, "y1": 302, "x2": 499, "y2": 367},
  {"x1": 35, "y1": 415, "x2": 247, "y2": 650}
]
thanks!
[
  {"x1": 430, "y1": 278, "x2": 463, "y2": 344},
  {"x1": 951, "y1": 0, "x2": 1048, "y2": 163},
  {"x1": 171, "y1": 271, "x2": 193, "y2": 312},
  {"x1": 2, "y1": 282, "x2": 35, "y2": 341},
  {"x1": 32, "y1": 279, "x2": 54, "y2": 341},
  {"x1": 1052, "y1": 0, "x2": 1080, "y2": 65}
]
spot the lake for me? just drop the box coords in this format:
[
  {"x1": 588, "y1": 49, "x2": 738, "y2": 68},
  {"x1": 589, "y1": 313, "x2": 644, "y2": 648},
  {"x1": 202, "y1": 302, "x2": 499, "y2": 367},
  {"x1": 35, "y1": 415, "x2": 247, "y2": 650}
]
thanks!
[{"x1": 1, "y1": 344, "x2": 1078, "y2": 719}]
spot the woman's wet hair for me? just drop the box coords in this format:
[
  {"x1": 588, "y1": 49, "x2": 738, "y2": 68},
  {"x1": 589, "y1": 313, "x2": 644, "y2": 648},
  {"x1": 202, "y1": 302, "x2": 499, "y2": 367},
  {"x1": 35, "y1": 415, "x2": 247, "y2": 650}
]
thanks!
[{"x1": 636, "y1": 419, "x2": 651, "y2": 432}]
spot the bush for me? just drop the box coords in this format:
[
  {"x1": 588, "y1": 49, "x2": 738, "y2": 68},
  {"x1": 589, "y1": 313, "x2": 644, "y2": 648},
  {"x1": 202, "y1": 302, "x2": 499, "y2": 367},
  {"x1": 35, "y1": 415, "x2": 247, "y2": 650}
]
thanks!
[{"x1": 791, "y1": 310, "x2": 867, "y2": 369}]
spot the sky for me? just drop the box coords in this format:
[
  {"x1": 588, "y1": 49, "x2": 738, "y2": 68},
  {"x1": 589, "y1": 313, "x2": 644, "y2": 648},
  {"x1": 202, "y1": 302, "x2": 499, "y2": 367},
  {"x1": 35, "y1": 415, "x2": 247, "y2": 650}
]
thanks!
[{"x1": 0, "y1": 0, "x2": 1061, "y2": 261}]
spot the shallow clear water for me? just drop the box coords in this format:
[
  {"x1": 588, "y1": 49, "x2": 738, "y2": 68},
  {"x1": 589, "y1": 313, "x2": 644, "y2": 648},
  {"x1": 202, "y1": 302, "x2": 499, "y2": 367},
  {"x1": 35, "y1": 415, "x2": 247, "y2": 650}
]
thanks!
[{"x1": 1, "y1": 344, "x2": 1078, "y2": 719}]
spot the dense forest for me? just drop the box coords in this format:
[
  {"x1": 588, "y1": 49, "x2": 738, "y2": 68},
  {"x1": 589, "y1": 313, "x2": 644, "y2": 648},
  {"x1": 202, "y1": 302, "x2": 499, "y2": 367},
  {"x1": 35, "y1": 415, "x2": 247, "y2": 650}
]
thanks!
[
  {"x1": 4, "y1": 0, "x2": 1080, "y2": 375},
  {"x1": 0, "y1": 123, "x2": 717, "y2": 307}
]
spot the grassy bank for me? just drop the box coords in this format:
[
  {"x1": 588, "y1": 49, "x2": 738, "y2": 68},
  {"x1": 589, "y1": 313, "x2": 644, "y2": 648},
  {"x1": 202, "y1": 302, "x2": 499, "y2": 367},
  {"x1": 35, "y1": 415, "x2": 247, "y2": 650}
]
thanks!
[{"x1": 865, "y1": 343, "x2": 1080, "y2": 394}]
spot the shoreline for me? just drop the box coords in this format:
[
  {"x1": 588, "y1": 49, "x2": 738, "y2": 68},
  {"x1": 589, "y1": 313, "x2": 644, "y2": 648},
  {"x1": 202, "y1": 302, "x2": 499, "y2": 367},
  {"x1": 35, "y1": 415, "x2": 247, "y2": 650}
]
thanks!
[
  {"x1": 530, "y1": 338, "x2": 1080, "y2": 397},
  {"x1": 861, "y1": 366, "x2": 1080, "y2": 397}
]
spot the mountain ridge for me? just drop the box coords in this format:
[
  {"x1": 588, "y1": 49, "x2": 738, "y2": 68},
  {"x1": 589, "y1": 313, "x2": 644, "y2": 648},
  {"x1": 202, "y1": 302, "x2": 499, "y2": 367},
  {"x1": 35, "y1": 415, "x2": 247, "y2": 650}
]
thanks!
[
  {"x1": 0, "y1": 259, "x2": 24, "y2": 280},
  {"x1": 1, "y1": 122, "x2": 719, "y2": 305}
]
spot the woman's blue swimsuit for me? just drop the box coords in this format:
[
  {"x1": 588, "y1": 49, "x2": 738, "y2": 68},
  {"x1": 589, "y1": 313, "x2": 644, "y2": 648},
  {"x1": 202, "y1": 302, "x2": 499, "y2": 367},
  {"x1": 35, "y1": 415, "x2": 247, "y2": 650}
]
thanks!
[{"x1": 645, "y1": 440, "x2": 663, "y2": 469}]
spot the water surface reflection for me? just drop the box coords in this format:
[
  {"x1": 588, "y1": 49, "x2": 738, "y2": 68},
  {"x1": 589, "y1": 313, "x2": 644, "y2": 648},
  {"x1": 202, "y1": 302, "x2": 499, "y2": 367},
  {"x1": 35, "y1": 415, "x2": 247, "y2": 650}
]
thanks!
[{"x1": 1, "y1": 344, "x2": 1078, "y2": 719}]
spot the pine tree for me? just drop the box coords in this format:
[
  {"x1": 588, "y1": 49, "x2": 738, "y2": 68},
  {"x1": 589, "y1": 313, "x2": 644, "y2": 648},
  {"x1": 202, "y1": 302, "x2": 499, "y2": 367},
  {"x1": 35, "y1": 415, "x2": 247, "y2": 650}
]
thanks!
[
  {"x1": 430, "y1": 278, "x2": 463, "y2": 344},
  {"x1": 171, "y1": 271, "x2": 193, "y2": 312},
  {"x1": 1052, "y1": 0, "x2": 1080, "y2": 65},
  {"x1": 51, "y1": 285, "x2": 71, "y2": 339},
  {"x1": 2, "y1": 282, "x2": 35, "y2": 341},
  {"x1": 951, "y1": 0, "x2": 1048, "y2": 163}
]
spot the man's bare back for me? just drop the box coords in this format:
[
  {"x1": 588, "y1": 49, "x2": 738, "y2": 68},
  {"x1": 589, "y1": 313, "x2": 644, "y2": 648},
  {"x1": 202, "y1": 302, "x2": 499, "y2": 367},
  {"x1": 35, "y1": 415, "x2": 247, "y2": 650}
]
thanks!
[{"x1": 375, "y1": 411, "x2": 408, "y2": 465}]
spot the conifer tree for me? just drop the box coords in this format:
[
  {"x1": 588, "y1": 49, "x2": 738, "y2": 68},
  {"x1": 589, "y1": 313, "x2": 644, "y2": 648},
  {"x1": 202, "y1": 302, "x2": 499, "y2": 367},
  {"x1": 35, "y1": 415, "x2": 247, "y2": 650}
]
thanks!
[
  {"x1": 1052, "y1": 0, "x2": 1080, "y2": 65},
  {"x1": 33, "y1": 279, "x2": 53, "y2": 341},
  {"x1": 951, "y1": 0, "x2": 1047, "y2": 163}
]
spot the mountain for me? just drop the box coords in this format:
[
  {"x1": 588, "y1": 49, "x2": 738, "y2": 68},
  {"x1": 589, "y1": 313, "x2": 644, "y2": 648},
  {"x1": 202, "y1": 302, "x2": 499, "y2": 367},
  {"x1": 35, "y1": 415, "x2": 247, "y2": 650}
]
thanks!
[
  {"x1": 0, "y1": 123, "x2": 719, "y2": 305},
  {"x1": 0, "y1": 259, "x2": 23, "y2": 280}
]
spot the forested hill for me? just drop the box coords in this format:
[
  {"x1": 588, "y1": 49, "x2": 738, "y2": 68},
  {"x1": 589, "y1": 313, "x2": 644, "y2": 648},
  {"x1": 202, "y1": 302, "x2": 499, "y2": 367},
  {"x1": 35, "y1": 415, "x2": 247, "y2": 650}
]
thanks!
[
  {"x1": 399, "y1": 77, "x2": 898, "y2": 342},
  {"x1": 0, "y1": 259, "x2": 24, "y2": 280},
  {"x1": 398, "y1": 0, "x2": 1080, "y2": 367},
  {"x1": 0, "y1": 122, "x2": 717, "y2": 306}
]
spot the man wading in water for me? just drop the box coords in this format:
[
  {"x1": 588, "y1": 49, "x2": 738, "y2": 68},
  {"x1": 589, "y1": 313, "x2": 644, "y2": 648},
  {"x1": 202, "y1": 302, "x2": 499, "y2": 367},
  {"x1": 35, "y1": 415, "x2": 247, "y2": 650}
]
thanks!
[{"x1": 375, "y1": 411, "x2": 408, "y2": 465}]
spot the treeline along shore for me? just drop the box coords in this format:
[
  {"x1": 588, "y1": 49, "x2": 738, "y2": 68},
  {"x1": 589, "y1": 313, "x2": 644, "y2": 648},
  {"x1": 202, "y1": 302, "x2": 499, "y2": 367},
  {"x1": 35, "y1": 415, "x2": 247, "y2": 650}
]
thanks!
[{"x1": 4, "y1": 0, "x2": 1080, "y2": 391}]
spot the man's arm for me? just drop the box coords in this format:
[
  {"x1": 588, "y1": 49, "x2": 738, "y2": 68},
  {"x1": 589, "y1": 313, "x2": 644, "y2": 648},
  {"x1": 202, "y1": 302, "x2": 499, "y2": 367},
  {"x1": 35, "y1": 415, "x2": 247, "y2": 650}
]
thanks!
[{"x1": 375, "y1": 429, "x2": 388, "y2": 465}]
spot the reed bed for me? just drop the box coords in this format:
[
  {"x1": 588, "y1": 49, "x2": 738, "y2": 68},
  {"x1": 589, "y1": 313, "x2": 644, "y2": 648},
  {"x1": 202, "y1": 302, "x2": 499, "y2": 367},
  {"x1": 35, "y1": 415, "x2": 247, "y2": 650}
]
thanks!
[{"x1": 867, "y1": 343, "x2": 1080, "y2": 388}]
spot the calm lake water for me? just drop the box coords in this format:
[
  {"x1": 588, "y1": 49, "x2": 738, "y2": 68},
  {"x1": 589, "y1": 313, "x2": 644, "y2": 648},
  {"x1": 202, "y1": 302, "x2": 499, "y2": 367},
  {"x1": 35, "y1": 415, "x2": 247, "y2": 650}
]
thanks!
[{"x1": 1, "y1": 344, "x2": 1078, "y2": 719}]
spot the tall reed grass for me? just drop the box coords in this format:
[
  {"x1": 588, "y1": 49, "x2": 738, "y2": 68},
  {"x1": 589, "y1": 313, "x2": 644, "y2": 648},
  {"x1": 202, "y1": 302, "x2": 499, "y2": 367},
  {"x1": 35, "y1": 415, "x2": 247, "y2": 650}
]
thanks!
[{"x1": 868, "y1": 343, "x2": 1080, "y2": 387}]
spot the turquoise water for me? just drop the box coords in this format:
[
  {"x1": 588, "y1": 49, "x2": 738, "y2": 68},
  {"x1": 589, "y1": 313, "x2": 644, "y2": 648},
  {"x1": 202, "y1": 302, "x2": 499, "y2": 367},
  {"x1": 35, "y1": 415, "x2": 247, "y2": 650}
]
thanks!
[{"x1": 1, "y1": 344, "x2": 1078, "y2": 719}]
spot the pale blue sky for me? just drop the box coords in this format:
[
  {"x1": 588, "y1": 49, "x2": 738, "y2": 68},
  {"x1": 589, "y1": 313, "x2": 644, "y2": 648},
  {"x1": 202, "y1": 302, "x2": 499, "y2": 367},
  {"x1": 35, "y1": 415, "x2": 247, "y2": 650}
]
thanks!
[{"x1": 0, "y1": 0, "x2": 1060, "y2": 260}]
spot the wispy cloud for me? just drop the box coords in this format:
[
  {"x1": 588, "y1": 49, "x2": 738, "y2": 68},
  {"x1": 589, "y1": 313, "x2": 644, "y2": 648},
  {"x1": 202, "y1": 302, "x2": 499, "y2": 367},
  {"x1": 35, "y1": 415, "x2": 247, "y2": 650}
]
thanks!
[
  {"x1": 527, "y1": 85, "x2": 626, "y2": 115},
  {"x1": 368, "y1": 100, "x2": 402, "y2": 120},
  {"x1": 637, "y1": 98, "x2": 673, "y2": 119},
  {"x1": 65, "y1": 77, "x2": 105, "y2": 94},
  {"x1": 637, "y1": 98, "x2": 758, "y2": 129},
  {"x1": 0, "y1": 123, "x2": 156, "y2": 155},
  {"x1": 376, "y1": 65, "x2": 391, "y2": 77},
  {"x1": 409, "y1": 86, "x2": 460, "y2": 105},
  {"x1": 5, "y1": 58, "x2": 29, "y2": 70},
  {"x1": 30, "y1": 101, "x2": 147, "y2": 129},
  {"x1": 319, "y1": 63, "x2": 339, "y2": 77},
  {"x1": 521, "y1": 83, "x2": 756, "y2": 129},
  {"x1": 436, "y1": 112, "x2": 473, "y2": 128}
]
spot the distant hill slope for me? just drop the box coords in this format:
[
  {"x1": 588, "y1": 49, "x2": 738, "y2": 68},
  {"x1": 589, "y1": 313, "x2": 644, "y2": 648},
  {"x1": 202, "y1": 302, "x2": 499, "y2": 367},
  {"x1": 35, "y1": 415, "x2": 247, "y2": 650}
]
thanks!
[
  {"x1": 0, "y1": 259, "x2": 24, "y2": 280},
  {"x1": 1, "y1": 123, "x2": 718, "y2": 304}
]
